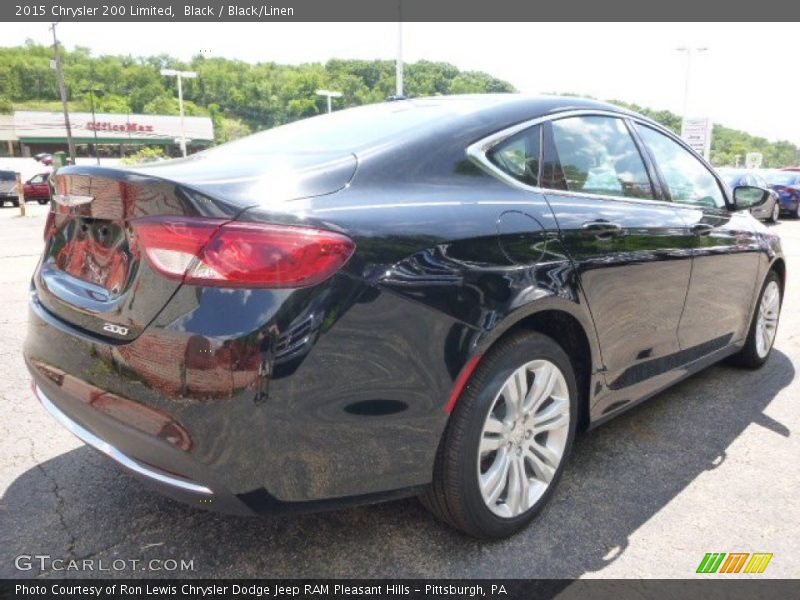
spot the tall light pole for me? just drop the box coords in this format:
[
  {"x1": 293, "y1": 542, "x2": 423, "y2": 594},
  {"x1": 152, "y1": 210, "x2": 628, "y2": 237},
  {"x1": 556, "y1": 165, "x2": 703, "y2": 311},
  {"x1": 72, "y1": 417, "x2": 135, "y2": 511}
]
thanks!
[
  {"x1": 396, "y1": 19, "x2": 404, "y2": 97},
  {"x1": 50, "y1": 22, "x2": 76, "y2": 163},
  {"x1": 676, "y1": 47, "x2": 708, "y2": 120},
  {"x1": 316, "y1": 89, "x2": 342, "y2": 114},
  {"x1": 81, "y1": 86, "x2": 104, "y2": 164},
  {"x1": 160, "y1": 68, "x2": 197, "y2": 157}
]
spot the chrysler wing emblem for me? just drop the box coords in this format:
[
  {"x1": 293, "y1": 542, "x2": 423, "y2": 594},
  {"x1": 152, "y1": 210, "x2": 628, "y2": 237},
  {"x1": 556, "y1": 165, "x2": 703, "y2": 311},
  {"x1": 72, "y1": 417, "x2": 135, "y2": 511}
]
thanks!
[{"x1": 53, "y1": 194, "x2": 94, "y2": 207}]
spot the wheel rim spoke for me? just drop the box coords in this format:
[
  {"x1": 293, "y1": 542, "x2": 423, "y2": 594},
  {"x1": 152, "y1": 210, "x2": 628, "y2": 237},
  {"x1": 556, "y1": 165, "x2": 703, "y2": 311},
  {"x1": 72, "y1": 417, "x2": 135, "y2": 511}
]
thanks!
[
  {"x1": 483, "y1": 415, "x2": 507, "y2": 434},
  {"x1": 532, "y1": 397, "x2": 569, "y2": 431},
  {"x1": 501, "y1": 369, "x2": 526, "y2": 421},
  {"x1": 505, "y1": 457, "x2": 523, "y2": 515},
  {"x1": 480, "y1": 449, "x2": 510, "y2": 505},
  {"x1": 523, "y1": 446, "x2": 555, "y2": 483},
  {"x1": 534, "y1": 410, "x2": 569, "y2": 433},
  {"x1": 480, "y1": 432, "x2": 505, "y2": 455},
  {"x1": 526, "y1": 363, "x2": 557, "y2": 413}
]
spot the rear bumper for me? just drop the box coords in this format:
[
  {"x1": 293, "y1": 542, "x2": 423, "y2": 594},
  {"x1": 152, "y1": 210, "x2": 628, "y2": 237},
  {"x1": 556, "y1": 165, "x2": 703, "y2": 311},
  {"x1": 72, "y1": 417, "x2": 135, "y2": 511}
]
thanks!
[
  {"x1": 24, "y1": 274, "x2": 457, "y2": 513},
  {"x1": 35, "y1": 384, "x2": 212, "y2": 495},
  {"x1": 29, "y1": 374, "x2": 424, "y2": 517},
  {"x1": 30, "y1": 378, "x2": 255, "y2": 515}
]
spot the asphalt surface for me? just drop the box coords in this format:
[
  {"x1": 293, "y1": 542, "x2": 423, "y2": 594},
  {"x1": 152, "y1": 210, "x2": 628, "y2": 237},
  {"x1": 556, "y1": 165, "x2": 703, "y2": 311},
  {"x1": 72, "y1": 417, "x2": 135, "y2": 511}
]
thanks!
[{"x1": 1, "y1": 202, "x2": 798, "y2": 579}]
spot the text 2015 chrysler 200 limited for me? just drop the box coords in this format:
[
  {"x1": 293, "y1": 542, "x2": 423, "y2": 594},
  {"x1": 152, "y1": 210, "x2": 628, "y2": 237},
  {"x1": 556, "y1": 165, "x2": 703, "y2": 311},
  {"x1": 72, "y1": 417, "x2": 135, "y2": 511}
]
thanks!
[{"x1": 24, "y1": 96, "x2": 783, "y2": 538}]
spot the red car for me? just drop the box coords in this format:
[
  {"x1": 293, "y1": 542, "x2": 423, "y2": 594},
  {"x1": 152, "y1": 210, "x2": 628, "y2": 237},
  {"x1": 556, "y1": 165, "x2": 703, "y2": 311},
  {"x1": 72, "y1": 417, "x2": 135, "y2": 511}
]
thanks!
[{"x1": 23, "y1": 173, "x2": 52, "y2": 204}]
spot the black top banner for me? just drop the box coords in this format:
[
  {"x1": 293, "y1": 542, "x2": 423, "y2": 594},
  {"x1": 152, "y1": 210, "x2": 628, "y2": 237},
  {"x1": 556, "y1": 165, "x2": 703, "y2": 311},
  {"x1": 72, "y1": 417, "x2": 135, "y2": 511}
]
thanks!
[{"x1": 4, "y1": 0, "x2": 800, "y2": 22}]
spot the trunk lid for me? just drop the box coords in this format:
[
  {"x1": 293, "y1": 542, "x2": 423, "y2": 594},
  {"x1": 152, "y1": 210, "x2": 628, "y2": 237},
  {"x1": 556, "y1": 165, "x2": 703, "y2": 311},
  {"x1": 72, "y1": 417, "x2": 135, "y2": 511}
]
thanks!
[{"x1": 34, "y1": 154, "x2": 355, "y2": 341}]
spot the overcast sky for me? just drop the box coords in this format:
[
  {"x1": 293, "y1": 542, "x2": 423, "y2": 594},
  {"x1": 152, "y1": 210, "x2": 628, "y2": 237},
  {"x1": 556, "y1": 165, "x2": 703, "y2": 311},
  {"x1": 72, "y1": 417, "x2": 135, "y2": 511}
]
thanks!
[{"x1": 5, "y1": 22, "x2": 798, "y2": 144}]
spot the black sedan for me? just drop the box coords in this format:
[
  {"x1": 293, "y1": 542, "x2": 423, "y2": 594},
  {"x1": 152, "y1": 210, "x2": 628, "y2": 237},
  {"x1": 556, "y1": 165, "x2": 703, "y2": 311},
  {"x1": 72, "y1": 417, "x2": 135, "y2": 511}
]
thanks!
[{"x1": 24, "y1": 95, "x2": 784, "y2": 538}]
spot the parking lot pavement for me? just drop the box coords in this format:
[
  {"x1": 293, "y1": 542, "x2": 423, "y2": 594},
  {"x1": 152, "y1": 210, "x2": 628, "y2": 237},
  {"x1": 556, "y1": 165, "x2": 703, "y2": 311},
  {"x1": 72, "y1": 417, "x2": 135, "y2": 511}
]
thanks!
[{"x1": 0, "y1": 203, "x2": 798, "y2": 580}]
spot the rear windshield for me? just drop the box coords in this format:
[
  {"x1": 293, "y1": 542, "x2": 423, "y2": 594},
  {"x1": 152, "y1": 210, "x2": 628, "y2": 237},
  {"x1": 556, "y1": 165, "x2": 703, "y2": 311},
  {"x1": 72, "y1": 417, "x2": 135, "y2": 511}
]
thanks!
[
  {"x1": 763, "y1": 171, "x2": 800, "y2": 186},
  {"x1": 0, "y1": 171, "x2": 16, "y2": 181},
  {"x1": 203, "y1": 101, "x2": 466, "y2": 156}
]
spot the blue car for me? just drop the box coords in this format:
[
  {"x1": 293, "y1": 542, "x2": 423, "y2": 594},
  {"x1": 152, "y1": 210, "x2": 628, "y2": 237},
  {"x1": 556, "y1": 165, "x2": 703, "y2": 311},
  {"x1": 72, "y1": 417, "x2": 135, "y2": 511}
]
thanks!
[
  {"x1": 762, "y1": 170, "x2": 800, "y2": 218},
  {"x1": 718, "y1": 168, "x2": 780, "y2": 223}
]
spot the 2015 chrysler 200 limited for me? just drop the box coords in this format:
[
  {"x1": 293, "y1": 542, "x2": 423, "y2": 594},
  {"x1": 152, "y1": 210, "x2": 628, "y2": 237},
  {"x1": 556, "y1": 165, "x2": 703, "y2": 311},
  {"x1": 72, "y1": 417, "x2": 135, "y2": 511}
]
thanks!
[{"x1": 25, "y1": 96, "x2": 784, "y2": 538}]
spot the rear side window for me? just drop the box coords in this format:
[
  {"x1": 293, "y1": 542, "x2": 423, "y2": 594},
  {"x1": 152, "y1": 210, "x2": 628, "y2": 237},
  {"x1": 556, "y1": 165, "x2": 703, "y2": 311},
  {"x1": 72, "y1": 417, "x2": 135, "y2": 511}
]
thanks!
[
  {"x1": 637, "y1": 125, "x2": 726, "y2": 209},
  {"x1": 486, "y1": 125, "x2": 541, "y2": 187},
  {"x1": 548, "y1": 116, "x2": 655, "y2": 200}
]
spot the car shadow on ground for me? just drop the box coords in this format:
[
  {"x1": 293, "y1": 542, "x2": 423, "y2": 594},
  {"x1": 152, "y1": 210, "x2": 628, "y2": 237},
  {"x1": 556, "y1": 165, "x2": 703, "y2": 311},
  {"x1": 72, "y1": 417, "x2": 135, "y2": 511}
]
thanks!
[{"x1": 1, "y1": 350, "x2": 794, "y2": 579}]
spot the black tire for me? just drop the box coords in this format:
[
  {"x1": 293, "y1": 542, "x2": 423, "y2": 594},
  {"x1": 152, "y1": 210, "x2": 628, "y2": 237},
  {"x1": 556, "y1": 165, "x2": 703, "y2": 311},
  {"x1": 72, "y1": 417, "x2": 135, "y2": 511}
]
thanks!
[
  {"x1": 421, "y1": 331, "x2": 578, "y2": 539},
  {"x1": 729, "y1": 270, "x2": 782, "y2": 369},
  {"x1": 11, "y1": 197, "x2": 19, "y2": 208},
  {"x1": 37, "y1": 199, "x2": 48, "y2": 205}
]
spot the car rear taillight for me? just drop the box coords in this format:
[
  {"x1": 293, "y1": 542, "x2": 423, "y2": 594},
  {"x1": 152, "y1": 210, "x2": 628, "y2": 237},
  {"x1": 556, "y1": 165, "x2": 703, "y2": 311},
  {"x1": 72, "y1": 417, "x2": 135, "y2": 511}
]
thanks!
[{"x1": 131, "y1": 216, "x2": 356, "y2": 288}]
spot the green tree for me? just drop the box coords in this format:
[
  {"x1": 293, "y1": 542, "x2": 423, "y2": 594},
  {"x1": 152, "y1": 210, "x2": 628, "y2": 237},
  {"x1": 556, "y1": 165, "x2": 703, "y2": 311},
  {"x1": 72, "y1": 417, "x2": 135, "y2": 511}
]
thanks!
[{"x1": 1, "y1": 43, "x2": 796, "y2": 166}]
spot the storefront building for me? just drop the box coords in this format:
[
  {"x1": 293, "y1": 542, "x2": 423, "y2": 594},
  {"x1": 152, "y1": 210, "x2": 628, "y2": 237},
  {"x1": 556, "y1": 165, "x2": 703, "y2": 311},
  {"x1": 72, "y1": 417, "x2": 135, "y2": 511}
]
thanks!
[{"x1": 0, "y1": 110, "x2": 214, "y2": 157}]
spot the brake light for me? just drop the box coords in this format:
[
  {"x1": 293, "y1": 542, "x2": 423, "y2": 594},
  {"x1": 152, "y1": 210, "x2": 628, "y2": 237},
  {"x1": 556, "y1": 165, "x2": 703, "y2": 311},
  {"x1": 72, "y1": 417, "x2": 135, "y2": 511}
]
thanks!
[{"x1": 132, "y1": 216, "x2": 356, "y2": 288}]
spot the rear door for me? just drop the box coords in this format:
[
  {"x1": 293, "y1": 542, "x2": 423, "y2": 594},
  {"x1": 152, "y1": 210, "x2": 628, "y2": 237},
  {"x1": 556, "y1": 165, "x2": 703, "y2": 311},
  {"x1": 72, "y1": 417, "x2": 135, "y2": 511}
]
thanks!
[
  {"x1": 634, "y1": 124, "x2": 762, "y2": 350},
  {"x1": 541, "y1": 115, "x2": 694, "y2": 391}
]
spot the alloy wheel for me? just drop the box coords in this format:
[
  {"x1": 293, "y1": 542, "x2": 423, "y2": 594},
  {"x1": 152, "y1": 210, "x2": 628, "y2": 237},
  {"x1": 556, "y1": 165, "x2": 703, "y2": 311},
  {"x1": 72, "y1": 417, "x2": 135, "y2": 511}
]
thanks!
[
  {"x1": 477, "y1": 359, "x2": 570, "y2": 518},
  {"x1": 755, "y1": 280, "x2": 780, "y2": 358}
]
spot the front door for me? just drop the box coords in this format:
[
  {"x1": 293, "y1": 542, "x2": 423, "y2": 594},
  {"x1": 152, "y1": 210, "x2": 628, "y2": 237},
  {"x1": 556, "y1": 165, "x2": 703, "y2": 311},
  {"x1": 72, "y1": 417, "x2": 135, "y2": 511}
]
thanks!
[
  {"x1": 634, "y1": 124, "x2": 762, "y2": 350},
  {"x1": 541, "y1": 115, "x2": 695, "y2": 391}
]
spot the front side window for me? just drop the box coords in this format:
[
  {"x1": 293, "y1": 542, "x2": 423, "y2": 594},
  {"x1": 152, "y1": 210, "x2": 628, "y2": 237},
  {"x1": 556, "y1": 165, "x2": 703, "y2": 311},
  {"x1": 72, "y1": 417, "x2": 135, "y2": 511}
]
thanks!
[
  {"x1": 548, "y1": 116, "x2": 654, "y2": 199},
  {"x1": 486, "y1": 125, "x2": 541, "y2": 187},
  {"x1": 637, "y1": 125, "x2": 725, "y2": 209}
]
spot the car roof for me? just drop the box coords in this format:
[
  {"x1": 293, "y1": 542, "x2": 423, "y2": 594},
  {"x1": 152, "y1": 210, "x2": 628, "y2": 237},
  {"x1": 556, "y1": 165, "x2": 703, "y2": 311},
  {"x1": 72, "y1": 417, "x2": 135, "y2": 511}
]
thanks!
[{"x1": 199, "y1": 94, "x2": 647, "y2": 158}]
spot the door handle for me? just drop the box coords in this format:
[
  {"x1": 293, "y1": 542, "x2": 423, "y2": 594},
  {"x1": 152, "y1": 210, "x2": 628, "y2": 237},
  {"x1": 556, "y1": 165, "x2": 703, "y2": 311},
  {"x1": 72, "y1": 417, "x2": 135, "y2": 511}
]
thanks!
[
  {"x1": 581, "y1": 220, "x2": 623, "y2": 238},
  {"x1": 691, "y1": 223, "x2": 714, "y2": 236}
]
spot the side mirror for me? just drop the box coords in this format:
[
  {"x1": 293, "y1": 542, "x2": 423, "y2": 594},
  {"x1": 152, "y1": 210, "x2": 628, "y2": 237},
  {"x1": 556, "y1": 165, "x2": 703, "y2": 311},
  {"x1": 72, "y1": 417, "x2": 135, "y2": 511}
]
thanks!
[{"x1": 733, "y1": 185, "x2": 769, "y2": 210}]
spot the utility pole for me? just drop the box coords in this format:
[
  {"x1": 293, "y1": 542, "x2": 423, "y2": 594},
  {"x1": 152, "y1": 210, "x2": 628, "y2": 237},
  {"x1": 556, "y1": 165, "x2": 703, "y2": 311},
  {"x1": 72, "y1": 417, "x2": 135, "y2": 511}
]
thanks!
[
  {"x1": 82, "y1": 86, "x2": 104, "y2": 164},
  {"x1": 50, "y1": 22, "x2": 76, "y2": 163},
  {"x1": 676, "y1": 47, "x2": 708, "y2": 121},
  {"x1": 161, "y1": 69, "x2": 197, "y2": 157}
]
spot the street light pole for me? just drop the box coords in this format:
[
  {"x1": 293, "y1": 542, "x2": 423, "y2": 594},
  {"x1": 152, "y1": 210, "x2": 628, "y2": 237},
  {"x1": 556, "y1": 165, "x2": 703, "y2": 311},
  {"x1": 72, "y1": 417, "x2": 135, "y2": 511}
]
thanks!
[
  {"x1": 396, "y1": 19, "x2": 404, "y2": 97},
  {"x1": 50, "y1": 22, "x2": 76, "y2": 163},
  {"x1": 676, "y1": 47, "x2": 708, "y2": 120},
  {"x1": 315, "y1": 89, "x2": 343, "y2": 114},
  {"x1": 160, "y1": 69, "x2": 197, "y2": 157},
  {"x1": 81, "y1": 87, "x2": 104, "y2": 164}
]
